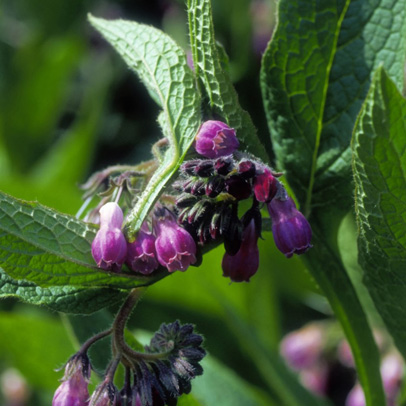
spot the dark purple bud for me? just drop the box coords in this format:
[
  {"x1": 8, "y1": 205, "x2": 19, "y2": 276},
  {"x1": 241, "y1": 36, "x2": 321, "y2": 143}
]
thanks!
[
  {"x1": 91, "y1": 202, "x2": 127, "y2": 271},
  {"x1": 346, "y1": 383, "x2": 365, "y2": 406},
  {"x1": 238, "y1": 160, "x2": 256, "y2": 179},
  {"x1": 194, "y1": 161, "x2": 215, "y2": 177},
  {"x1": 180, "y1": 160, "x2": 200, "y2": 175},
  {"x1": 190, "y1": 179, "x2": 207, "y2": 196},
  {"x1": 214, "y1": 156, "x2": 234, "y2": 175},
  {"x1": 126, "y1": 223, "x2": 159, "y2": 275},
  {"x1": 205, "y1": 176, "x2": 225, "y2": 198},
  {"x1": 187, "y1": 200, "x2": 211, "y2": 224},
  {"x1": 154, "y1": 211, "x2": 197, "y2": 272},
  {"x1": 176, "y1": 193, "x2": 198, "y2": 209},
  {"x1": 223, "y1": 213, "x2": 243, "y2": 256},
  {"x1": 280, "y1": 324, "x2": 324, "y2": 370},
  {"x1": 253, "y1": 168, "x2": 278, "y2": 202},
  {"x1": 222, "y1": 218, "x2": 259, "y2": 282},
  {"x1": 194, "y1": 121, "x2": 239, "y2": 158},
  {"x1": 53, "y1": 355, "x2": 91, "y2": 406},
  {"x1": 224, "y1": 175, "x2": 252, "y2": 200},
  {"x1": 89, "y1": 381, "x2": 119, "y2": 406},
  {"x1": 267, "y1": 197, "x2": 312, "y2": 258}
]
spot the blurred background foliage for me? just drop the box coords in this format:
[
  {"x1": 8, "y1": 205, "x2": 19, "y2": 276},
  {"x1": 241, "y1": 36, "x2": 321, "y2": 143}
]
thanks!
[{"x1": 0, "y1": 0, "x2": 337, "y2": 405}]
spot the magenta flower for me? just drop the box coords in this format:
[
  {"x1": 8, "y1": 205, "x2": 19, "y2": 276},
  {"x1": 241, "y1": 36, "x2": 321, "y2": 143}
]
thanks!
[
  {"x1": 280, "y1": 324, "x2": 324, "y2": 370},
  {"x1": 53, "y1": 355, "x2": 91, "y2": 406},
  {"x1": 153, "y1": 210, "x2": 197, "y2": 272},
  {"x1": 194, "y1": 120, "x2": 239, "y2": 158},
  {"x1": 89, "y1": 382, "x2": 119, "y2": 406},
  {"x1": 267, "y1": 197, "x2": 312, "y2": 258},
  {"x1": 222, "y1": 218, "x2": 259, "y2": 282},
  {"x1": 126, "y1": 223, "x2": 159, "y2": 274},
  {"x1": 91, "y1": 202, "x2": 127, "y2": 271},
  {"x1": 346, "y1": 384, "x2": 365, "y2": 406},
  {"x1": 253, "y1": 168, "x2": 278, "y2": 202}
]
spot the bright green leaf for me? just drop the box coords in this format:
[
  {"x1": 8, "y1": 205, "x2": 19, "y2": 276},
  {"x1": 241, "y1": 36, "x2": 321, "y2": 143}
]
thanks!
[
  {"x1": 352, "y1": 67, "x2": 406, "y2": 358},
  {"x1": 187, "y1": 0, "x2": 268, "y2": 161},
  {"x1": 88, "y1": 15, "x2": 201, "y2": 236}
]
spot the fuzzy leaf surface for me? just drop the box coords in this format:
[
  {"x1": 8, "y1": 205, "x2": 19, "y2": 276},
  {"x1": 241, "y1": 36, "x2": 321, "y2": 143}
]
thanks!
[
  {"x1": 261, "y1": 0, "x2": 406, "y2": 212},
  {"x1": 353, "y1": 67, "x2": 406, "y2": 358},
  {"x1": 187, "y1": 0, "x2": 268, "y2": 161},
  {"x1": 88, "y1": 15, "x2": 201, "y2": 235},
  {"x1": 0, "y1": 191, "x2": 167, "y2": 290}
]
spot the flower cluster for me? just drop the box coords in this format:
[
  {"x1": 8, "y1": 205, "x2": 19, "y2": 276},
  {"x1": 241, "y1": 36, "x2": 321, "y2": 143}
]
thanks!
[
  {"x1": 53, "y1": 321, "x2": 205, "y2": 406},
  {"x1": 280, "y1": 323, "x2": 404, "y2": 405},
  {"x1": 91, "y1": 203, "x2": 196, "y2": 275},
  {"x1": 174, "y1": 119, "x2": 312, "y2": 282}
]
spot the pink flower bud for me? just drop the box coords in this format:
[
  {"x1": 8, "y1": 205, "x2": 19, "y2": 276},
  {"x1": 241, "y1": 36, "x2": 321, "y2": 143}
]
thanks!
[
  {"x1": 381, "y1": 352, "x2": 403, "y2": 403},
  {"x1": 299, "y1": 362, "x2": 328, "y2": 397},
  {"x1": 280, "y1": 324, "x2": 324, "y2": 370},
  {"x1": 91, "y1": 203, "x2": 127, "y2": 272},
  {"x1": 126, "y1": 223, "x2": 159, "y2": 275},
  {"x1": 222, "y1": 218, "x2": 259, "y2": 282},
  {"x1": 267, "y1": 197, "x2": 312, "y2": 258},
  {"x1": 253, "y1": 168, "x2": 278, "y2": 202},
  {"x1": 153, "y1": 210, "x2": 197, "y2": 272},
  {"x1": 53, "y1": 355, "x2": 91, "y2": 406},
  {"x1": 346, "y1": 383, "x2": 365, "y2": 406},
  {"x1": 194, "y1": 120, "x2": 239, "y2": 158}
]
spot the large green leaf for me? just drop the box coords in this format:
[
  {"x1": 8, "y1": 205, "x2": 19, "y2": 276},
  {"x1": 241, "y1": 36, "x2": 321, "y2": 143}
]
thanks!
[
  {"x1": 187, "y1": 0, "x2": 268, "y2": 161},
  {"x1": 0, "y1": 268, "x2": 124, "y2": 314},
  {"x1": 352, "y1": 67, "x2": 406, "y2": 358},
  {"x1": 88, "y1": 15, "x2": 201, "y2": 236},
  {"x1": 261, "y1": 0, "x2": 406, "y2": 212},
  {"x1": 0, "y1": 191, "x2": 168, "y2": 290},
  {"x1": 259, "y1": 1, "x2": 406, "y2": 405}
]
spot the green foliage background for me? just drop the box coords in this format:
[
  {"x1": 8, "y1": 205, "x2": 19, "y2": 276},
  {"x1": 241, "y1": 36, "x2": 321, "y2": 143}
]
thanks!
[{"x1": 1, "y1": 0, "x2": 405, "y2": 406}]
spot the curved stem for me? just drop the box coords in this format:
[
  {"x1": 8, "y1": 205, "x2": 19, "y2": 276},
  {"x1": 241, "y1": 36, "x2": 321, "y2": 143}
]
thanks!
[{"x1": 79, "y1": 328, "x2": 113, "y2": 355}]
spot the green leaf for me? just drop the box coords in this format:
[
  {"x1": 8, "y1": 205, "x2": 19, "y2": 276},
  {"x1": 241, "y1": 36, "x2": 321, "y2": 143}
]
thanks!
[
  {"x1": 0, "y1": 311, "x2": 75, "y2": 390},
  {"x1": 88, "y1": 15, "x2": 201, "y2": 236},
  {"x1": 187, "y1": 0, "x2": 268, "y2": 162},
  {"x1": 0, "y1": 191, "x2": 168, "y2": 290},
  {"x1": 352, "y1": 67, "x2": 406, "y2": 358},
  {"x1": 0, "y1": 268, "x2": 124, "y2": 314},
  {"x1": 261, "y1": 0, "x2": 406, "y2": 212}
]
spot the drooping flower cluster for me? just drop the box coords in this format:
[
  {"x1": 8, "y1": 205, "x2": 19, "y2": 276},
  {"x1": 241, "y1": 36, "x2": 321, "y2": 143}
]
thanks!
[
  {"x1": 174, "y1": 119, "x2": 312, "y2": 282},
  {"x1": 91, "y1": 203, "x2": 196, "y2": 275},
  {"x1": 52, "y1": 322, "x2": 205, "y2": 406},
  {"x1": 280, "y1": 323, "x2": 404, "y2": 405}
]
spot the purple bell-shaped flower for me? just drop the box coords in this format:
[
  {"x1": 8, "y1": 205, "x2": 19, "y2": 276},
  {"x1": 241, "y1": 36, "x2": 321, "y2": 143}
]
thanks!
[
  {"x1": 267, "y1": 197, "x2": 312, "y2": 258},
  {"x1": 153, "y1": 209, "x2": 197, "y2": 272},
  {"x1": 53, "y1": 355, "x2": 91, "y2": 406},
  {"x1": 194, "y1": 120, "x2": 239, "y2": 158},
  {"x1": 91, "y1": 202, "x2": 127, "y2": 272},
  {"x1": 222, "y1": 217, "x2": 260, "y2": 282},
  {"x1": 126, "y1": 223, "x2": 159, "y2": 275}
]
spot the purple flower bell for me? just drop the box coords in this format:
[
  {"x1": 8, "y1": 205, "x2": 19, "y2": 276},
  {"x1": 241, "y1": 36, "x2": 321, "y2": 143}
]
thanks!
[
  {"x1": 53, "y1": 355, "x2": 91, "y2": 406},
  {"x1": 126, "y1": 223, "x2": 159, "y2": 275},
  {"x1": 89, "y1": 382, "x2": 119, "y2": 406},
  {"x1": 222, "y1": 218, "x2": 260, "y2": 282},
  {"x1": 267, "y1": 197, "x2": 312, "y2": 258},
  {"x1": 194, "y1": 120, "x2": 239, "y2": 158},
  {"x1": 91, "y1": 202, "x2": 127, "y2": 272},
  {"x1": 153, "y1": 209, "x2": 197, "y2": 272}
]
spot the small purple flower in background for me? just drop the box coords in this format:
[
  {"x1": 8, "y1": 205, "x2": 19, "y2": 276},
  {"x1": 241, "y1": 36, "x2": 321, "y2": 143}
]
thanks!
[
  {"x1": 91, "y1": 202, "x2": 127, "y2": 271},
  {"x1": 89, "y1": 381, "x2": 119, "y2": 406},
  {"x1": 222, "y1": 217, "x2": 260, "y2": 282},
  {"x1": 126, "y1": 222, "x2": 159, "y2": 274},
  {"x1": 194, "y1": 120, "x2": 239, "y2": 158},
  {"x1": 53, "y1": 355, "x2": 91, "y2": 406},
  {"x1": 346, "y1": 383, "x2": 365, "y2": 406},
  {"x1": 381, "y1": 352, "x2": 403, "y2": 405},
  {"x1": 267, "y1": 197, "x2": 312, "y2": 258},
  {"x1": 280, "y1": 324, "x2": 324, "y2": 370},
  {"x1": 253, "y1": 167, "x2": 278, "y2": 202},
  {"x1": 299, "y1": 362, "x2": 329, "y2": 397},
  {"x1": 153, "y1": 208, "x2": 197, "y2": 272}
]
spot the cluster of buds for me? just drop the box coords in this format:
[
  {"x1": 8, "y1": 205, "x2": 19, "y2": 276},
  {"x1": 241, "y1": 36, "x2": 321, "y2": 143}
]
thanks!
[
  {"x1": 91, "y1": 203, "x2": 196, "y2": 275},
  {"x1": 53, "y1": 321, "x2": 205, "y2": 406},
  {"x1": 280, "y1": 323, "x2": 404, "y2": 405},
  {"x1": 174, "y1": 120, "x2": 312, "y2": 282}
]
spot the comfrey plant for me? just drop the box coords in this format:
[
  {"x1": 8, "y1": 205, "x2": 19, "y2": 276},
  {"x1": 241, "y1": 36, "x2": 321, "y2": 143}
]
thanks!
[{"x1": 0, "y1": 0, "x2": 406, "y2": 406}]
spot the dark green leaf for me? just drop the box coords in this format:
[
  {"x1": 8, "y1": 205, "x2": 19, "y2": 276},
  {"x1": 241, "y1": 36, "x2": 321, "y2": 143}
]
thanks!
[
  {"x1": 88, "y1": 15, "x2": 201, "y2": 236},
  {"x1": 187, "y1": 0, "x2": 268, "y2": 161},
  {"x1": 353, "y1": 67, "x2": 406, "y2": 358}
]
